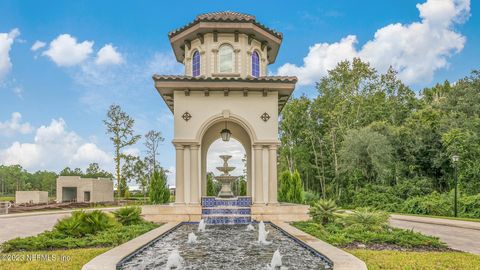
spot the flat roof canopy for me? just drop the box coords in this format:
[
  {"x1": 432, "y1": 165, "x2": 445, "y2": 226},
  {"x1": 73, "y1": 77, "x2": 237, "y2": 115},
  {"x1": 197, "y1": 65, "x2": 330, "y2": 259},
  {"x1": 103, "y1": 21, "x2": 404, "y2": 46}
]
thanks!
[{"x1": 153, "y1": 75, "x2": 297, "y2": 113}]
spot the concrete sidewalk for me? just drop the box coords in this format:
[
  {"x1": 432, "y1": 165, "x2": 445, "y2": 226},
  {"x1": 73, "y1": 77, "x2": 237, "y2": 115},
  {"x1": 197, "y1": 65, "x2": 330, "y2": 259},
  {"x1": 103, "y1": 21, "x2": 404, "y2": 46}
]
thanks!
[{"x1": 389, "y1": 214, "x2": 480, "y2": 254}]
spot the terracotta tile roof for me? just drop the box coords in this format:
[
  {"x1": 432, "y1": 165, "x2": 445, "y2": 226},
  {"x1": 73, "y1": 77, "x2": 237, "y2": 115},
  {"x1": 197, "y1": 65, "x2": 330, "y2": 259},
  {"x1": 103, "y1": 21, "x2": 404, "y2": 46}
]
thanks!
[
  {"x1": 152, "y1": 75, "x2": 297, "y2": 83},
  {"x1": 168, "y1": 11, "x2": 282, "y2": 39}
]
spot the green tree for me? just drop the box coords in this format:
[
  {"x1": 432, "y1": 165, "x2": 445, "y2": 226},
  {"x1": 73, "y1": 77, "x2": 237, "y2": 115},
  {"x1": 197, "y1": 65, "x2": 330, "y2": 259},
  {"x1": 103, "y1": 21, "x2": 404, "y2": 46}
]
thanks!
[
  {"x1": 339, "y1": 127, "x2": 394, "y2": 185},
  {"x1": 289, "y1": 170, "x2": 304, "y2": 204},
  {"x1": 278, "y1": 170, "x2": 292, "y2": 202},
  {"x1": 84, "y1": 163, "x2": 113, "y2": 178},
  {"x1": 104, "y1": 104, "x2": 141, "y2": 197},
  {"x1": 144, "y1": 130, "x2": 164, "y2": 178},
  {"x1": 149, "y1": 169, "x2": 170, "y2": 204}
]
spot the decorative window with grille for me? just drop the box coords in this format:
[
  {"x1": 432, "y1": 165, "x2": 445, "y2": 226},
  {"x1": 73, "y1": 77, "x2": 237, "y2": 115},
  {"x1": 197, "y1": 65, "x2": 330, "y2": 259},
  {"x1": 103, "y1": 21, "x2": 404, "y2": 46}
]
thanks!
[
  {"x1": 192, "y1": 51, "x2": 200, "y2": 77},
  {"x1": 252, "y1": 51, "x2": 260, "y2": 77}
]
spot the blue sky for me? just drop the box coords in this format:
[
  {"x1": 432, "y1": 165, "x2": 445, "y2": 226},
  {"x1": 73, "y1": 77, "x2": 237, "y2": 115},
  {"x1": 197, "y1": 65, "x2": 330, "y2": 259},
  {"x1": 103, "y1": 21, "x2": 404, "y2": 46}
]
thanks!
[{"x1": 0, "y1": 0, "x2": 478, "y2": 185}]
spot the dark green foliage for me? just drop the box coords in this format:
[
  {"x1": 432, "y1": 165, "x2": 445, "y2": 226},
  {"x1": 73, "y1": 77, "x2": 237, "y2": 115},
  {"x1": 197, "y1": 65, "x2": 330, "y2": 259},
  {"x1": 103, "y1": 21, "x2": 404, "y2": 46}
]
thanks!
[
  {"x1": 231, "y1": 177, "x2": 247, "y2": 196},
  {"x1": 1, "y1": 222, "x2": 158, "y2": 252},
  {"x1": 401, "y1": 192, "x2": 452, "y2": 216},
  {"x1": 149, "y1": 169, "x2": 170, "y2": 204},
  {"x1": 206, "y1": 173, "x2": 218, "y2": 196},
  {"x1": 278, "y1": 170, "x2": 292, "y2": 202},
  {"x1": 350, "y1": 185, "x2": 402, "y2": 212},
  {"x1": 278, "y1": 60, "x2": 480, "y2": 218},
  {"x1": 294, "y1": 208, "x2": 445, "y2": 249},
  {"x1": 278, "y1": 170, "x2": 304, "y2": 203},
  {"x1": 309, "y1": 199, "x2": 342, "y2": 225},
  {"x1": 340, "y1": 208, "x2": 389, "y2": 231},
  {"x1": 303, "y1": 191, "x2": 320, "y2": 205},
  {"x1": 53, "y1": 210, "x2": 115, "y2": 237},
  {"x1": 113, "y1": 206, "x2": 142, "y2": 225}
]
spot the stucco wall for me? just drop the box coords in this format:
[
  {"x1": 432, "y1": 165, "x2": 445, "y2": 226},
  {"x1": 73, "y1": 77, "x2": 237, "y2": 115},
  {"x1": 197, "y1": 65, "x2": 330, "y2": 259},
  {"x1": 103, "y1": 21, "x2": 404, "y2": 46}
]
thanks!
[
  {"x1": 15, "y1": 191, "x2": 49, "y2": 204},
  {"x1": 56, "y1": 176, "x2": 113, "y2": 203},
  {"x1": 173, "y1": 90, "x2": 278, "y2": 143},
  {"x1": 184, "y1": 33, "x2": 268, "y2": 78}
]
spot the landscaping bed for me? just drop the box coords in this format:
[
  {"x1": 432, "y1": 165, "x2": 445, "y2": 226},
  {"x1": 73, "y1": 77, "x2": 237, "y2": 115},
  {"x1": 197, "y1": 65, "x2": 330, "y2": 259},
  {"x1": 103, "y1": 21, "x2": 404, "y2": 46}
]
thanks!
[{"x1": 1, "y1": 207, "x2": 159, "y2": 252}]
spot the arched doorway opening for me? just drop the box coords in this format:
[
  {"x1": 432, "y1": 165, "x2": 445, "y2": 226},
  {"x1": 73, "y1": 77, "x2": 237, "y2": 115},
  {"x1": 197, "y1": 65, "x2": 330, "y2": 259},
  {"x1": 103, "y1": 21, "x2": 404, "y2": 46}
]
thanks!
[
  {"x1": 206, "y1": 138, "x2": 247, "y2": 196},
  {"x1": 200, "y1": 119, "x2": 252, "y2": 197}
]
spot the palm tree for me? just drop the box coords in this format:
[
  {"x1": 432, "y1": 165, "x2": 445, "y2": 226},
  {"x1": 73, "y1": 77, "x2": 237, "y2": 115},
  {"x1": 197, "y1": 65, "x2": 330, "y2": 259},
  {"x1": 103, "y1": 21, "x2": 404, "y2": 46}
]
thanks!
[{"x1": 309, "y1": 199, "x2": 342, "y2": 225}]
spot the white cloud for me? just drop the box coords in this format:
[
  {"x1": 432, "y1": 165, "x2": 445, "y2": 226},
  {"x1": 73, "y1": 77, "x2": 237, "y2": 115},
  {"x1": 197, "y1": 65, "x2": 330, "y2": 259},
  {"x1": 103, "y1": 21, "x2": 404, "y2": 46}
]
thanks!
[
  {"x1": 43, "y1": 34, "x2": 93, "y2": 66},
  {"x1": 30, "y1": 40, "x2": 46, "y2": 51},
  {"x1": 277, "y1": 0, "x2": 470, "y2": 86},
  {"x1": 207, "y1": 138, "x2": 246, "y2": 177},
  {"x1": 13, "y1": 86, "x2": 23, "y2": 98},
  {"x1": 0, "y1": 28, "x2": 20, "y2": 81},
  {"x1": 95, "y1": 44, "x2": 123, "y2": 65},
  {"x1": 0, "y1": 112, "x2": 33, "y2": 136},
  {"x1": 0, "y1": 117, "x2": 112, "y2": 172},
  {"x1": 122, "y1": 147, "x2": 140, "y2": 157}
]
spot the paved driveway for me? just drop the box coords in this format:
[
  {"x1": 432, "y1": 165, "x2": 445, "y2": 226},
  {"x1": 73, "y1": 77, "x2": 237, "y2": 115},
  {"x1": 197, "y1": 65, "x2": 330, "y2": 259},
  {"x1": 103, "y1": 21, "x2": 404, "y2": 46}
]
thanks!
[
  {"x1": 0, "y1": 213, "x2": 70, "y2": 243},
  {"x1": 0, "y1": 207, "x2": 120, "y2": 244},
  {"x1": 390, "y1": 215, "x2": 480, "y2": 254}
]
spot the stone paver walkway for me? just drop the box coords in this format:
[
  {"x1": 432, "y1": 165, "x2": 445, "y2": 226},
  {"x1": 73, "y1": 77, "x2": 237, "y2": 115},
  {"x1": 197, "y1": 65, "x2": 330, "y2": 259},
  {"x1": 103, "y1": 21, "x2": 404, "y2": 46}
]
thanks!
[{"x1": 390, "y1": 214, "x2": 480, "y2": 254}]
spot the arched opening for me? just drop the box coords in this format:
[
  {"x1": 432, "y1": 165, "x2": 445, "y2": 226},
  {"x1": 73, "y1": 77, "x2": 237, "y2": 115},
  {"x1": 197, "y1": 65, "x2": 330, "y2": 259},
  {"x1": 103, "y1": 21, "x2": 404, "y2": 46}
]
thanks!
[
  {"x1": 192, "y1": 51, "x2": 200, "y2": 77},
  {"x1": 200, "y1": 119, "x2": 253, "y2": 197},
  {"x1": 252, "y1": 51, "x2": 260, "y2": 77},
  {"x1": 206, "y1": 138, "x2": 247, "y2": 196}
]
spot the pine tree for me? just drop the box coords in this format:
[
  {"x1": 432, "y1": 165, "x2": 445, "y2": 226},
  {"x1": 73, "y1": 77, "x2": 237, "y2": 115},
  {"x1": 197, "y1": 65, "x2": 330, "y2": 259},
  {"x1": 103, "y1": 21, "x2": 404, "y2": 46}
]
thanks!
[
  {"x1": 149, "y1": 169, "x2": 170, "y2": 203},
  {"x1": 278, "y1": 170, "x2": 292, "y2": 202},
  {"x1": 289, "y1": 170, "x2": 304, "y2": 203}
]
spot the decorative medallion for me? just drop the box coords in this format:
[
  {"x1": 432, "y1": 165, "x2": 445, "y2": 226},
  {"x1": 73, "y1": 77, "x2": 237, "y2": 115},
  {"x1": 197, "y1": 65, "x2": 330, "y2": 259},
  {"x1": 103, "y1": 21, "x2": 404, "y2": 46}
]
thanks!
[
  {"x1": 260, "y1": 112, "x2": 270, "y2": 122},
  {"x1": 182, "y1": 112, "x2": 192, "y2": 121}
]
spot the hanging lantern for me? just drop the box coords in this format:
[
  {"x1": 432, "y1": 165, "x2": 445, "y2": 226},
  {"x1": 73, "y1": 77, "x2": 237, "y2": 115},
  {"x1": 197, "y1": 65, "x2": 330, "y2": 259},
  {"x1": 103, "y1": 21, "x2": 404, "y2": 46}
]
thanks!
[{"x1": 220, "y1": 121, "x2": 232, "y2": 141}]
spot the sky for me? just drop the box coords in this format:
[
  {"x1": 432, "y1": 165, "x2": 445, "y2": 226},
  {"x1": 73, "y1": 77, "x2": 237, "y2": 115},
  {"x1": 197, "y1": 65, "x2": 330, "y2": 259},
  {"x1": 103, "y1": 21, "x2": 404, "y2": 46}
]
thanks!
[{"x1": 0, "y1": 0, "x2": 478, "y2": 186}]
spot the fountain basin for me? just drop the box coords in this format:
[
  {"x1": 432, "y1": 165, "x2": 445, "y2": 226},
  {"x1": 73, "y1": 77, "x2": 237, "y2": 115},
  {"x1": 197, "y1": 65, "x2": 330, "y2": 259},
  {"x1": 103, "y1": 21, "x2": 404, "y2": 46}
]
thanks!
[{"x1": 118, "y1": 222, "x2": 332, "y2": 270}]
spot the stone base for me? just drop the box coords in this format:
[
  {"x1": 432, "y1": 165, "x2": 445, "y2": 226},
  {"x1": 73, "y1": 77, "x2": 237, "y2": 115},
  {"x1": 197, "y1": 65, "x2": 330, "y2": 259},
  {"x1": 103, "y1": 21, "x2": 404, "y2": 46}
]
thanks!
[
  {"x1": 142, "y1": 202, "x2": 310, "y2": 223},
  {"x1": 141, "y1": 204, "x2": 202, "y2": 223},
  {"x1": 251, "y1": 203, "x2": 310, "y2": 222}
]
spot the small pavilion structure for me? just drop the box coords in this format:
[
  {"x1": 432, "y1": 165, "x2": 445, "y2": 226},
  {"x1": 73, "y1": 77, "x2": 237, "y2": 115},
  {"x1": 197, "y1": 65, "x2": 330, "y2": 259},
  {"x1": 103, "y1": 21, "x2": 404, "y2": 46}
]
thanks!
[{"x1": 144, "y1": 11, "x2": 308, "y2": 222}]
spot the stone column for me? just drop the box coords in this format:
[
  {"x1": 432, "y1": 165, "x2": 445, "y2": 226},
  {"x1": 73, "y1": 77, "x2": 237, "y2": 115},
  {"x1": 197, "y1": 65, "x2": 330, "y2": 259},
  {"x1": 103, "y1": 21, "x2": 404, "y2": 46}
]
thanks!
[
  {"x1": 234, "y1": 48, "x2": 241, "y2": 73},
  {"x1": 212, "y1": 48, "x2": 218, "y2": 74},
  {"x1": 190, "y1": 144, "x2": 200, "y2": 204},
  {"x1": 175, "y1": 145, "x2": 185, "y2": 204},
  {"x1": 268, "y1": 145, "x2": 278, "y2": 204},
  {"x1": 253, "y1": 144, "x2": 264, "y2": 204}
]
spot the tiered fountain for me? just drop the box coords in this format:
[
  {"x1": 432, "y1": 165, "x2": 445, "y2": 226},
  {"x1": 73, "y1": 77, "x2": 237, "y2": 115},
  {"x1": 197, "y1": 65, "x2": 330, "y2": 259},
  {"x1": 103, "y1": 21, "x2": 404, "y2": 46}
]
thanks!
[
  {"x1": 215, "y1": 155, "x2": 238, "y2": 198},
  {"x1": 201, "y1": 155, "x2": 252, "y2": 225}
]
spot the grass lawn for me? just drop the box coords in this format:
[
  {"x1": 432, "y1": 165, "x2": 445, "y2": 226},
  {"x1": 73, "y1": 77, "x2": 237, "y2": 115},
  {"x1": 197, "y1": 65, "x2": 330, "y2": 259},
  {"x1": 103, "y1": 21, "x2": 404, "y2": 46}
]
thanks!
[
  {"x1": 0, "y1": 197, "x2": 14, "y2": 202},
  {"x1": 393, "y1": 212, "x2": 480, "y2": 223},
  {"x1": 0, "y1": 248, "x2": 109, "y2": 270},
  {"x1": 348, "y1": 249, "x2": 480, "y2": 270}
]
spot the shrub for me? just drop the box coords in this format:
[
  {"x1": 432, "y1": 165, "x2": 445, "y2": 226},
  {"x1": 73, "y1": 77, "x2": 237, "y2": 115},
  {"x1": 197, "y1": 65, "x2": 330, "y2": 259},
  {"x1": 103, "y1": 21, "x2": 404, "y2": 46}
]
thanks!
[
  {"x1": 309, "y1": 199, "x2": 342, "y2": 225},
  {"x1": 54, "y1": 210, "x2": 115, "y2": 237},
  {"x1": 393, "y1": 177, "x2": 434, "y2": 199},
  {"x1": 113, "y1": 206, "x2": 142, "y2": 225},
  {"x1": 293, "y1": 220, "x2": 446, "y2": 248},
  {"x1": 303, "y1": 191, "x2": 320, "y2": 205},
  {"x1": 1, "y1": 222, "x2": 158, "y2": 252},
  {"x1": 341, "y1": 208, "x2": 389, "y2": 231},
  {"x1": 289, "y1": 170, "x2": 304, "y2": 204},
  {"x1": 401, "y1": 192, "x2": 451, "y2": 216},
  {"x1": 458, "y1": 194, "x2": 480, "y2": 218},
  {"x1": 149, "y1": 169, "x2": 170, "y2": 204},
  {"x1": 278, "y1": 171, "x2": 292, "y2": 202},
  {"x1": 350, "y1": 185, "x2": 402, "y2": 212}
]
